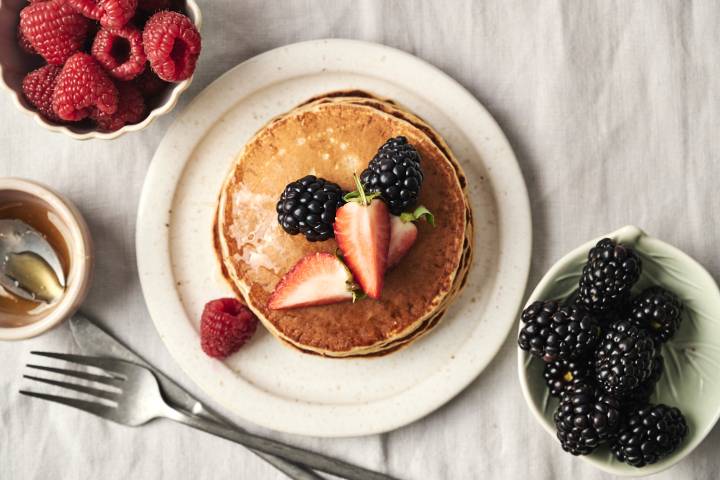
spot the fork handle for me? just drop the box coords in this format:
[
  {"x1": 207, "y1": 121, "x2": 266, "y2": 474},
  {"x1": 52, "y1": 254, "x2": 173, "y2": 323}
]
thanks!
[
  {"x1": 152, "y1": 376, "x2": 323, "y2": 480},
  {"x1": 244, "y1": 451, "x2": 325, "y2": 480},
  {"x1": 163, "y1": 407, "x2": 397, "y2": 480}
]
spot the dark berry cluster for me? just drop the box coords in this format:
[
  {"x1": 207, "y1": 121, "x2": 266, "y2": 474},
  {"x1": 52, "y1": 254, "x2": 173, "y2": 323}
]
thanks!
[
  {"x1": 276, "y1": 137, "x2": 425, "y2": 241},
  {"x1": 628, "y1": 287, "x2": 683, "y2": 344},
  {"x1": 276, "y1": 175, "x2": 345, "y2": 242},
  {"x1": 594, "y1": 321, "x2": 657, "y2": 397},
  {"x1": 543, "y1": 358, "x2": 593, "y2": 398},
  {"x1": 623, "y1": 355, "x2": 664, "y2": 411},
  {"x1": 611, "y1": 404, "x2": 688, "y2": 467},
  {"x1": 577, "y1": 238, "x2": 641, "y2": 312},
  {"x1": 518, "y1": 237, "x2": 688, "y2": 466},
  {"x1": 518, "y1": 300, "x2": 600, "y2": 362},
  {"x1": 360, "y1": 136, "x2": 423, "y2": 215},
  {"x1": 554, "y1": 382, "x2": 621, "y2": 455}
]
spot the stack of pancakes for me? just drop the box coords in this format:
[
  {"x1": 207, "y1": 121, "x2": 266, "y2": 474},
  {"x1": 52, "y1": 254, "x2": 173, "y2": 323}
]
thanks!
[{"x1": 215, "y1": 91, "x2": 473, "y2": 357}]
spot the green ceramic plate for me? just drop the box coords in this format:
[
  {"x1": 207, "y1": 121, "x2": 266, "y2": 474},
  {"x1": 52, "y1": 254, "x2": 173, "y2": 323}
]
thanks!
[{"x1": 517, "y1": 225, "x2": 720, "y2": 476}]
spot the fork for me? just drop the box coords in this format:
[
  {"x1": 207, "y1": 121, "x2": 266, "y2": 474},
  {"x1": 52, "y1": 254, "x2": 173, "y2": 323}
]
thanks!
[{"x1": 21, "y1": 352, "x2": 398, "y2": 480}]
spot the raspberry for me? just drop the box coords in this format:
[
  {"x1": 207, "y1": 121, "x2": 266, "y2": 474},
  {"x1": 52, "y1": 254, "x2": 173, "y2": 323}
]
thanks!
[
  {"x1": 22, "y1": 64, "x2": 62, "y2": 121},
  {"x1": 19, "y1": 0, "x2": 89, "y2": 65},
  {"x1": 52, "y1": 52, "x2": 118, "y2": 121},
  {"x1": 138, "y1": 0, "x2": 169, "y2": 12},
  {"x1": 66, "y1": 0, "x2": 102, "y2": 21},
  {"x1": 200, "y1": 298, "x2": 258, "y2": 359},
  {"x1": 98, "y1": 0, "x2": 136, "y2": 28},
  {"x1": 143, "y1": 11, "x2": 201, "y2": 82},
  {"x1": 67, "y1": 0, "x2": 137, "y2": 28},
  {"x1": 91, "y1": 82, "x2": 145, "y2": 131},
  {"x1": 17, "y1": 26, "x2": 36, "y2": 55},
  {"x1": 132, "y1": 69, "x2": 167, "y2": 97},
  {"x1": 91, "y1": 25, "x2": 147, "y2": 80}
]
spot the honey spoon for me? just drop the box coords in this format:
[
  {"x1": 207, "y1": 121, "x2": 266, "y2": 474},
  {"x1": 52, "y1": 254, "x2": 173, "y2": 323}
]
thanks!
[{"x1": 0, "y1": 219, "x2": 65, "y2": 304}]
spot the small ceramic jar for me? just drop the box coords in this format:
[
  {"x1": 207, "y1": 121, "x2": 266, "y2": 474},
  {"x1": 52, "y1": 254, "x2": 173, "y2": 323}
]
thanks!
[{"x1": 0, "y1": 177, "x2": 92, "y2": 340}]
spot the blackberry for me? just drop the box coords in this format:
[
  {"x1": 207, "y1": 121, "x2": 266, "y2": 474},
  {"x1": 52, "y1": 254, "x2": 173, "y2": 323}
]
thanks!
[
  {"x1": 600, "y1": 307, "x2": 630, "y2": 329},
  {"x1": 568, "y1": 288, "x2": 626, "y2": 319},
  {"x1": 518, "y1": 300, "x2": 600, "y2": 362},
  {"x1": 360, "y1": 136, "x2": 423, "y2": 215},
  {"x1": 554, "y1": 382, "x2": 622, "y2": 455},
  {"x1": 624, "y1": 355, "x2": 664, "y2": 411},
  {"x1": 628, "y1": 287, "x2": 683, "y2": 344},
  {"x1": 276, "y1": 175, "x2": 345, "y2": 241},
  {"x1": 595, "y1": 321, "x2": 657, "y2": 397},
  {"x1": 611, "y1": 404, "x2": 688, "y2": 467},
  {"x1": 578, "y1": 238, "x2": 642, "y2": 312},
  {"x1": 544, "y1": 358, "x2": 593, "y2": 397},
  {"x1": 570, "y1": 290, "x2": 629, "y2": 334}
]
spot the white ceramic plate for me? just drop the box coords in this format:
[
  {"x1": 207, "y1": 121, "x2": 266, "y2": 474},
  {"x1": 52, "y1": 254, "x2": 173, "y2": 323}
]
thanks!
[{"x1": 137, "y1": 39, "x2": 532, "y2": 437}]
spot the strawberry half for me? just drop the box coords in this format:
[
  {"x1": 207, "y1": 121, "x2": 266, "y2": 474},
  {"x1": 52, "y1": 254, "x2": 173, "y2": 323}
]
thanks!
[
  {"x1": 334, "y1": 174, "x2": 391, "y2": 299},
  {"x1": 387, "y1": 206, "x2": 435, "y2": 268},
  {"x1": 268, "y1": 252, "x2": 358, "y2": 310}
]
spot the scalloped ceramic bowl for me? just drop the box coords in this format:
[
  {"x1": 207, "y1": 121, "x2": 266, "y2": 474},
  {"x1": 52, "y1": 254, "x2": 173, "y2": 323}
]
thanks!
[
  {"x1": 518, "y1": 225, "x2": 720, "y2": 476},
  {"x1": 0, "y1": 0, "x2": 201, "y2": 140}
]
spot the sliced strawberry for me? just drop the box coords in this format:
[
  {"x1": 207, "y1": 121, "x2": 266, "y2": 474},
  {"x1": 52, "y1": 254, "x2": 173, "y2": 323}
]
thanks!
[
  {"x1": 387, "y1": 216, "x2": 417, "y2": 268},
  {"x1": 334, "y1": 175, "x2": 390, "y2": 299},
  {"x1": 388, "y1": 206, "x2": 435, "y2": 268},
  {"x1": 268, "y1": 253, "x2": 356, "y2": 310}
]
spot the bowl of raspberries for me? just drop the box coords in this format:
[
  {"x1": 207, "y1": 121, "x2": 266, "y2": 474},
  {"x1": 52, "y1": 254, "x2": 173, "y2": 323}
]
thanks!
[
  {"x1": 518, "y1": 225, "x2": 720, "y2": 475},
  {"x1": 0, "y1": 0, "x2": 201, "y2": 139}
]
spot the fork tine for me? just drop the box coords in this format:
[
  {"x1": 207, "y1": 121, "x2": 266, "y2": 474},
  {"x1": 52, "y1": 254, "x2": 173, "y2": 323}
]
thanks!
[
  {"x1": 23, "y1": 375, "x2": 120, "y2": 401},
  {"x1": 30, "y1": 352, "x2": 129, "y2": 375},
  {"x1": 19, "y1": 390, "x2": 115, "y2": 419},
  {"x1": 26, "y1": 364, "x2": 124, "y2": 386}
]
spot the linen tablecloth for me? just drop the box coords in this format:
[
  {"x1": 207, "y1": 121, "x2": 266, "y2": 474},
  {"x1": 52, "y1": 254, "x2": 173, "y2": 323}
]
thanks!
[{"x1": 2, "y1": 1, "x2": 720, "y2": 478}]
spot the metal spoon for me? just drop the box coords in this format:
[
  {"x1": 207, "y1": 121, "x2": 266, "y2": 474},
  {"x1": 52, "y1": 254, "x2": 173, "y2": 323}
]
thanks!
[{"x1": 0, "y1": 219, "x2": 66, "y2": 304}]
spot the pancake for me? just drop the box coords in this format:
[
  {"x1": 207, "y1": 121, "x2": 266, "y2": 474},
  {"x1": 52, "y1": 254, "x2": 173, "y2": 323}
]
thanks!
[
  {"x1": 218, "y1": 100, "x2": 472, "y2": 357},
  {"x1": 217, "y1": 96, "x2": 471, "y2": 356},
  {"x1": 216, "y1": 92, "x2": 471, "y2": 357}
]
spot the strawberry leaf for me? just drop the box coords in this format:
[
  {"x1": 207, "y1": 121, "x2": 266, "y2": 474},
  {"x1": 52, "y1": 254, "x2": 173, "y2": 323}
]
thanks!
[
  {"x1": 343, "y1": 173, "x2": 381, "y2": 204},
  {"x1": 400, "y1": 206, "x2": 435, "y2": 226},
  {"x1": 352, "y1": 290, "x2": 367, "y2": 303}
]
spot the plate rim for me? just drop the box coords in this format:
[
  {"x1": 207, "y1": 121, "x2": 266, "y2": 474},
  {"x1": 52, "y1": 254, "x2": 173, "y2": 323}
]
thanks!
[{"x1": 137, "y1": 38, "x2": 533, "y2": 437}]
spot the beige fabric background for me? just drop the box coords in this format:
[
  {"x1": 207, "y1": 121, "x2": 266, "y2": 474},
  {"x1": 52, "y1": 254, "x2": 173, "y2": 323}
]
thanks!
[{"x1": 2, "y1": 1, "x2": 720, "y2": 478}]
